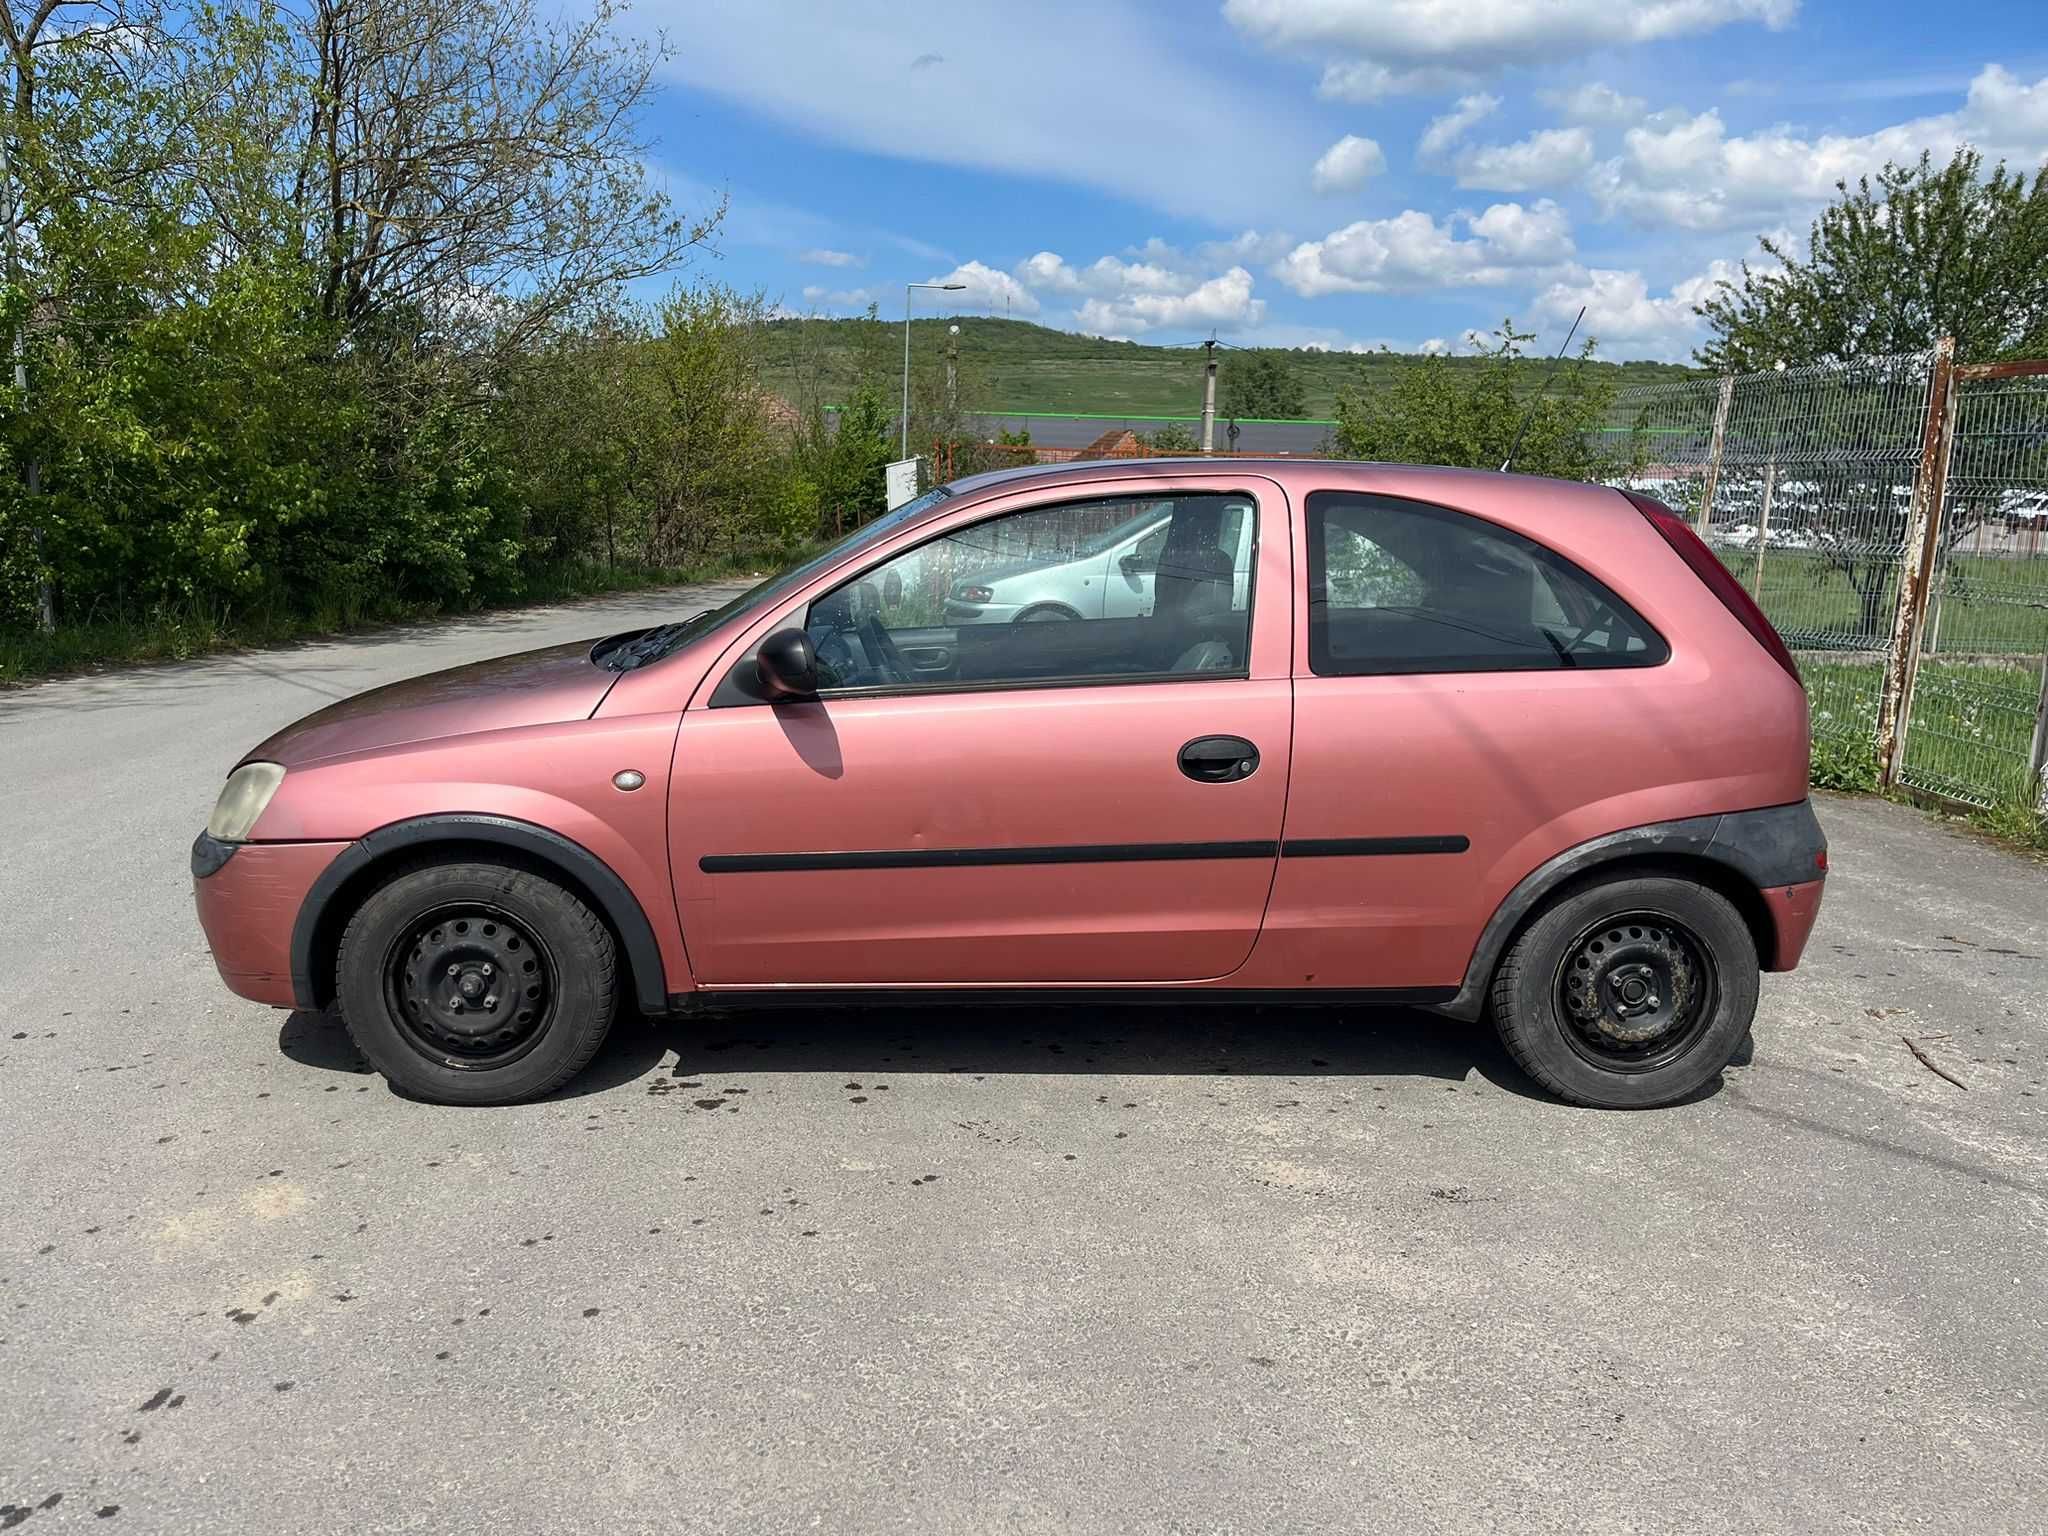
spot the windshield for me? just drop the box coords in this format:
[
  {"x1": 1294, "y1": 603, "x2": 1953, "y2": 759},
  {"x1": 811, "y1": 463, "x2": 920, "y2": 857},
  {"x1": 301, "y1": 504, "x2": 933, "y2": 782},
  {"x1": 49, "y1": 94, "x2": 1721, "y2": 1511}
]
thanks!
[{"x1": 595, "y1": 487, "x2": 953, "y2": 670}]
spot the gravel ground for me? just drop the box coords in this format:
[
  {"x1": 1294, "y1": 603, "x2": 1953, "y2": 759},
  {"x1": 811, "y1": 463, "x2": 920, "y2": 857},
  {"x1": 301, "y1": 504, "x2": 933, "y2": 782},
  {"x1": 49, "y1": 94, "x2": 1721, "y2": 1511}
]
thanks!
[{"x1": 2, "y1": 586, "x2": 2044, "y2": 1534}]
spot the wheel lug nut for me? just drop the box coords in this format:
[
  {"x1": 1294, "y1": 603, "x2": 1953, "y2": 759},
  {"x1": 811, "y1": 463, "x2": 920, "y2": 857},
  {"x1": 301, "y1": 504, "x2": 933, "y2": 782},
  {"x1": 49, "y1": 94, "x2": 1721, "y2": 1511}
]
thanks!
[
  {"x1": 450, "y1": 998, "x2": 465, "y2": 1012},
  {"x1": 481, "y1": 964, "x2": 493, "y2": 977},
  {"x1": 484, "y1": 995, "x2": 497, "y2": 1010},
  {"x1": 447, "y1": 964, "x2": 459, "y2": 977}
]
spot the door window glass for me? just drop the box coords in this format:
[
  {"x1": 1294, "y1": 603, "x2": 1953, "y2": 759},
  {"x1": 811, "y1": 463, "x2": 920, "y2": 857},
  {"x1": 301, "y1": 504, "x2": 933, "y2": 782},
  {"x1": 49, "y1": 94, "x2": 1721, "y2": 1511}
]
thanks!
[
  {"x1": 805, "y1": 493, "x2": 1256, "y2": 691},
  {"x1": 1307, "y1": 491, "x2": 1667, "y2": 675}
]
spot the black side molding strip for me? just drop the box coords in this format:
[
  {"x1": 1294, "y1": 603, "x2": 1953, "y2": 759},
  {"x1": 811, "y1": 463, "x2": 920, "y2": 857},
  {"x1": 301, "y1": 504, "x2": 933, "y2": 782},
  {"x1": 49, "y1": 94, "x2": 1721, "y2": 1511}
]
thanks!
[
  {"x1": 700, "y1": 841, "x2": 1279, "y2": 874},
  {"x1": 1282, "y1": 836, "x2": 1469, "y2": 857},
  {"x1": 701, "y1": 836, "x2": 1474, "y2": 874}
]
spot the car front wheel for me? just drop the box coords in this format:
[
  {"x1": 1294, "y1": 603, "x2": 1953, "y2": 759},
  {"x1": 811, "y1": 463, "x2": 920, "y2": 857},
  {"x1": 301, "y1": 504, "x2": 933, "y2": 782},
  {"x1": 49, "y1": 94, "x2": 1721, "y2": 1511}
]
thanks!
[
  {"x1": 1488, "y1": 874, "x2": 1759, "y2": 1109},
  {"x1": 335, "y1": 859, "x2": 618, "y2": 1106}
]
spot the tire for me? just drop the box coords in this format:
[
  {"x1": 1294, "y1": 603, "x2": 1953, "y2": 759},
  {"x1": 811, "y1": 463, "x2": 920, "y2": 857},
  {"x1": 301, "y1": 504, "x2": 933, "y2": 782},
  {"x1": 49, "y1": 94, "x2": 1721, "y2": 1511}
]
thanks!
[
  {"x1": 1488, "y1": 874, "x2": 1758, "y2": 1109},
  {"x1": 1014, "y1": 603, "x2": 1079, "y2": 622},
  {"x1": 335, "y1": 859, "x2": 618, "y2": 1106}
]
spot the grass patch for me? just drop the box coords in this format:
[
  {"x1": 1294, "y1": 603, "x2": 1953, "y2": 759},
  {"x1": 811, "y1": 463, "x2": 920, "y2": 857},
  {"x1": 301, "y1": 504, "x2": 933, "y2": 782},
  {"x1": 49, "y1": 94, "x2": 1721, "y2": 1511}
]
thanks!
[
  {"x1": 0, "y1": 547, "x2": 810, "y2": 686},
  {"x1": 758, "y1": 315, "x2": 1697, "y2": 420},
  {"x1": 1802, "y1": 655, "x2": 2042, "y2": 810},
  {"x1": 1751, "y1": 549, "x2": 2048, "y2": 657}
]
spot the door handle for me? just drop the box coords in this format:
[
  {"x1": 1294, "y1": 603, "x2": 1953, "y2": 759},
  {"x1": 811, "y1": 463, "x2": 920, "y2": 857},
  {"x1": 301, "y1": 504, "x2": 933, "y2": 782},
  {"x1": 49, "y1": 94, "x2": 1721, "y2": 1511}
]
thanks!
[{"x1": 1178, "y1": 735, "x2": 1259, "y2": 783}]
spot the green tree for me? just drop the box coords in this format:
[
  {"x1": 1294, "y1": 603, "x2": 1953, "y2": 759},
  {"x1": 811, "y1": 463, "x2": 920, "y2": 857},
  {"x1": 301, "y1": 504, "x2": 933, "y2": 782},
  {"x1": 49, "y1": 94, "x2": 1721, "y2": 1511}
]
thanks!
[
  {"x1": 1145, "y1": 422, "x2": 1199, "y2": 453},
  {"x1": 1331, "y1": 321, "x2": 1632, "y2": 480},
  {"x1": 1220, "y1": 353, "x2": 1307, "y2": 419},
  {"x1": 1696, "y1": 148, "x2": 2048, "y2": 368}
]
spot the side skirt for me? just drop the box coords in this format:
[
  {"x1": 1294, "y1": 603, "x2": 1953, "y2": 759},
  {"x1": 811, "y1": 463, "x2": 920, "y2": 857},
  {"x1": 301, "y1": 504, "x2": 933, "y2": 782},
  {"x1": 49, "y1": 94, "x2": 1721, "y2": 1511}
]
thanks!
[{"x1": 670, "y1": 986, "x2": 1458, "y2": 1014}]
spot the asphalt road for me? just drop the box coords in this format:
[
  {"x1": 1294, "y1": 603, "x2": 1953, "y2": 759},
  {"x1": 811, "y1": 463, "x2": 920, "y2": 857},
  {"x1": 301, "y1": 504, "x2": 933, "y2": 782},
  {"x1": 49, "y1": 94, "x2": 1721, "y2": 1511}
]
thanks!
[{"x1": 3, "y1": 585, "x2": 2045, "y2": 1534}]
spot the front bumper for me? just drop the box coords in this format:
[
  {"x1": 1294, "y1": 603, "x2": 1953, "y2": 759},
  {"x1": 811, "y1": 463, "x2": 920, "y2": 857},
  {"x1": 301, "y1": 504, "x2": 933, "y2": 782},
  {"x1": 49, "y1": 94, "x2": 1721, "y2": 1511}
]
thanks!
[{"x1": 192, "y1": 835, "x2": 350, "y2": 1007}]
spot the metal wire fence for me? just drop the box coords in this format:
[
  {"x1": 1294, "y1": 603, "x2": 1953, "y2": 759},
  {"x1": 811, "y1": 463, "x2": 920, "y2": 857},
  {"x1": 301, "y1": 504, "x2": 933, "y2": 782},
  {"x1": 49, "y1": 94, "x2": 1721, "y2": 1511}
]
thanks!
[
  {"x1": 1603, "y1": 352, "x2": 1934, "y2": 784},
  {"x1": 1901, "y1": 372, "x2": 2048, "y2": 806}
]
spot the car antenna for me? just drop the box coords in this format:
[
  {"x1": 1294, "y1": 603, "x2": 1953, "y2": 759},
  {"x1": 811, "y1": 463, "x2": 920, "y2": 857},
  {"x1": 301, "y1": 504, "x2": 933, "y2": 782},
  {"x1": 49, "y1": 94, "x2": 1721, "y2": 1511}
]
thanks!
[{"x1": 1499, "y1": 305, "x2": 1585, "y2": 473}]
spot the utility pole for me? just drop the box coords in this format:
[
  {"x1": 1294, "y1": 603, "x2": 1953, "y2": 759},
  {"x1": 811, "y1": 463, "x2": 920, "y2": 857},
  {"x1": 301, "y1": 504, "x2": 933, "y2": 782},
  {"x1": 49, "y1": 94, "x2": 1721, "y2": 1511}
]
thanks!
[
  {"x1": 1200, "y1": 337, "x2": 1218, "y2": 455},
  {"x1": 1, "y1": 52, "x2": 51, "y2": 632},
  {"x1": 901, "y1": 281, "x2": 966, "y2": 459},
  {"x1": 945, "y1": 324, "x2": 958, "y2": 414}
]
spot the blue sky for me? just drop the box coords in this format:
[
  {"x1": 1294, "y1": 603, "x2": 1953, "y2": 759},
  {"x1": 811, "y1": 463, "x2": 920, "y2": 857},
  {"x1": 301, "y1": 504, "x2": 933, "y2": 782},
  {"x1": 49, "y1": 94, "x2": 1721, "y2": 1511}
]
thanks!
[{"x1": 633, "y1": 0, "x2": 2048, "y2": 361}]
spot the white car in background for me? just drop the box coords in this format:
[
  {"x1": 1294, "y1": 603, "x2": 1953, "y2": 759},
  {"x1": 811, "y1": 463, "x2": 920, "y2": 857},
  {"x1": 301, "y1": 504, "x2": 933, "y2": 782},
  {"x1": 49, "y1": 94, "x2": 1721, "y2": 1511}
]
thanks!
[{"x1": 943, "y1": 503, "x2": 1253, "y2": 623}]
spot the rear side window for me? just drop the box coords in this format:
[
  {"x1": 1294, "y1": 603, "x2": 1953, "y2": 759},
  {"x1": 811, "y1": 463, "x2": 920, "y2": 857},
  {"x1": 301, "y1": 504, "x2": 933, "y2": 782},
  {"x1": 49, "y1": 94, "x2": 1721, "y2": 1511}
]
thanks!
[{"x1": 1307, "y1": 491, "x2": 1667, "y2": 676}]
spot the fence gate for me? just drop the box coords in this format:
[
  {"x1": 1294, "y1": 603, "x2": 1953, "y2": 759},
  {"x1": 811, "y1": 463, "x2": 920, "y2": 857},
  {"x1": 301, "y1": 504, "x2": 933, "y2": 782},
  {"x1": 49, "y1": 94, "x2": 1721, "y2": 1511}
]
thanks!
[{"x1": 1905, "y1": 361, "x2": 2048, "y2": 809}]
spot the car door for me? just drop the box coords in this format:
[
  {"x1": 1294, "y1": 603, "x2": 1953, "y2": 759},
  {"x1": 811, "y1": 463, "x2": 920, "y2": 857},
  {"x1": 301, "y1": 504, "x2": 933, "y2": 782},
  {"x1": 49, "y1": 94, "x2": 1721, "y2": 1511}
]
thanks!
[{"x1": 668, "y1": 478, "x2": 1294, "y2": 989}]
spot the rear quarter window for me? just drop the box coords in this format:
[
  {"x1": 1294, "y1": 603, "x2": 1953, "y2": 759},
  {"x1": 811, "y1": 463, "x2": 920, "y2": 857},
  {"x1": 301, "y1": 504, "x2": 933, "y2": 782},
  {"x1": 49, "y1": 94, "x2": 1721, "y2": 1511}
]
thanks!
[{"x1": 1307, "y1": 491, "x2": 1668, "y2": 676}]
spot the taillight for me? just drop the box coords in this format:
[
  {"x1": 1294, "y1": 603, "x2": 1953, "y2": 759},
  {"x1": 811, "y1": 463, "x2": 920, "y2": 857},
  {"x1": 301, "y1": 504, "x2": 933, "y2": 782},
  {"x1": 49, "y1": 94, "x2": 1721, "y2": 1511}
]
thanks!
[
  {"x1": 955, "y1": 585, "x2": 993, "y2": 604},
  {"x1": 1623, "y1": 490, "x2": 1802, "y2": 684}
]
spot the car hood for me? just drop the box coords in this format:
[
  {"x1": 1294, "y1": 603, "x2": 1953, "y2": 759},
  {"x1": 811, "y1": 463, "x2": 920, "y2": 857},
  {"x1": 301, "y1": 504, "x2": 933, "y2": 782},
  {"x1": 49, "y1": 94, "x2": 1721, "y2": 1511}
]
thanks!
[{"x1": 244, "y1": 639, "x2": 621, "y2": 768}]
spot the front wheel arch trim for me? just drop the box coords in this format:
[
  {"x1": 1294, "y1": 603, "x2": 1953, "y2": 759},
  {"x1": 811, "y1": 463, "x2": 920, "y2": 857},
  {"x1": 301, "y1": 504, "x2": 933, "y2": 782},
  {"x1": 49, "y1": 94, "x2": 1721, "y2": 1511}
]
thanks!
[{"x1": 289, "y1": 814, "x2": 670, "y2": 1017}]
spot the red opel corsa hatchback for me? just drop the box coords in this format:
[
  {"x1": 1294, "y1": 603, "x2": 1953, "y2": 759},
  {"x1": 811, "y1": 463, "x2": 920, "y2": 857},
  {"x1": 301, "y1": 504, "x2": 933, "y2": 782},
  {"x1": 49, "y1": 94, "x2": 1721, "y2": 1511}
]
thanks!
[{"x1": 194, "y1": 461, "x2": 1826, "y2": 1109}]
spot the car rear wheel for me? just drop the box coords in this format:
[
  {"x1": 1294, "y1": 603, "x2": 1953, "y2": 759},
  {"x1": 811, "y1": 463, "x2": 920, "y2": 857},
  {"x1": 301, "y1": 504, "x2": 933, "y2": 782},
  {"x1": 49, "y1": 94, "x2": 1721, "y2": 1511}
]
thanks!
[
  {"x1": 1488, "y1": 874, "x2": 1758, "y2": 1109},
  {"x1": 335, "y1": 859, "x2": 617, "y2": 1106}
]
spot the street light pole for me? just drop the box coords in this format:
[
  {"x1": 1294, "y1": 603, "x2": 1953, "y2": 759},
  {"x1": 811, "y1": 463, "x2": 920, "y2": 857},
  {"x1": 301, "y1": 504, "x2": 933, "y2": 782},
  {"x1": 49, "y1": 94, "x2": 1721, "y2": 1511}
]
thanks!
[{"x1": 902, "y1": 281, "x2": 966, "y2": 459}]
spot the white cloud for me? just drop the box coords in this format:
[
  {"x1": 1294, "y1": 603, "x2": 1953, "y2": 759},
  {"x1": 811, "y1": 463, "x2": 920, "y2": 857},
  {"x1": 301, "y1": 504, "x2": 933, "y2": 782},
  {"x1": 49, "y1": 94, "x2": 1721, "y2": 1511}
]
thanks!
[
  {"x1": 1016, "y1": 251, "x2": 1081, "y2": 292},
  {"x1": 1540, "y1": 82, "x2": 1648, "y2": 126},
  {"x1": 1468, "y1": 199, "x2": 1576, "y2": 262},
  {"x1": 797, "y1": 248, "x2": 860, "y2": 268},
  {"x1": 1452, "y1": 126, "x2": 1596, "y2": 191},
  {"x1": 1529, "y1": 262, "x2": 1743, "y2": 360},
  {"x1": 1317, "y1": 59, "x2": 1466, "y2": 102},
  {"x1": 1226, "y1": 0, "x2": 1797, "y2": 94},
  {"x1": 928, "y1": 260, "x2": 1041, "y2": 316},
  {"x1": 1196, "y1": 229, "x2": 1298, "y2": 267},
  {"x1": 1311, "y1": 133, "x2": 1387, "y2": 194},
  {"x1": 1273, "y1": 200, "x2": 1575, "y2": 296},
  {"x1": 644, "y1": 0, "x2": 1321, "y2": 223},
  {"x1": 1590, "y1": 64, "x2": 2048, "y2": 232},
  {"x1": 1010, "y1": 248, "x2": 1270, "y2": 335},
  {"x1": 1075, "y1": 267, "x2": 1266, "y2": 335},
  {"x1": 1419, "y1": 93, "x2": 1500, "y2": 162},
  {"x1": 800, "y1": 283, "x2": 881, "y2": 310}
]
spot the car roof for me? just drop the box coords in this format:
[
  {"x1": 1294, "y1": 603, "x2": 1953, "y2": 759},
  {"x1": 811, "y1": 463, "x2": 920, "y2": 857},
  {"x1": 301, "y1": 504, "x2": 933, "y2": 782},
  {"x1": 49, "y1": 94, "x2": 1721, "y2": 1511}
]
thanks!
[{"x1": 947, "y1": 456, "x2": 1587, "y2": 501}]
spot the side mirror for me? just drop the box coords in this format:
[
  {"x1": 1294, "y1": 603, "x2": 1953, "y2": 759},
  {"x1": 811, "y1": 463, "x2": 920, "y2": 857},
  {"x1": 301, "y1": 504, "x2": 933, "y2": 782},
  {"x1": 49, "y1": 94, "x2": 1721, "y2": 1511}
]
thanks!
[
  {"x1": 755, "y1": 628, "x2": 819, "y2": 701},
  {"x1": 1120, "y1": 551, "x2": 1154, "y2": 579}
]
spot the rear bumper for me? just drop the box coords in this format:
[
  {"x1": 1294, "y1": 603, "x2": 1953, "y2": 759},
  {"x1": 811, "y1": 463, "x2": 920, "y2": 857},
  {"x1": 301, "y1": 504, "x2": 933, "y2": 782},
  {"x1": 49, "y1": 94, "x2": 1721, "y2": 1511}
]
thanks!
[
  {"x1": 193, "y1": 836, "x2": 350, "y2": 1007},
  {"x1": 1759, "y1": 878, "x2": 1826, "y2": 971}
]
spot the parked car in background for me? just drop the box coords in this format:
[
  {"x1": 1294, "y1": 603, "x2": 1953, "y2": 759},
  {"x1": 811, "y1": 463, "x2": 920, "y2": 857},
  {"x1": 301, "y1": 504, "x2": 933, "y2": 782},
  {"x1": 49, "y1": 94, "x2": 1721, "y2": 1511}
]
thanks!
[
  {"x1": 941, "y1": 502, "x2": 1253, "y2": 624},
  {"x1": 194, "y1": 460, "x2": 1826, "y2": 1111}
]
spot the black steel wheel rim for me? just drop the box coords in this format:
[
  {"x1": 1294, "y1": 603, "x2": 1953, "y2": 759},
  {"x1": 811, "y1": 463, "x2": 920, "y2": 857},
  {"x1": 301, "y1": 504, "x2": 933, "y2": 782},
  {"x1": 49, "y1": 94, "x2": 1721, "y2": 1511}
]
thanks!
[
  {"x1": 1552, "y1": 908, "x2": 1718, "y2": 1073},
  {"x1": 382, "y1": 901, "x2": 557, "y2": 1070}
]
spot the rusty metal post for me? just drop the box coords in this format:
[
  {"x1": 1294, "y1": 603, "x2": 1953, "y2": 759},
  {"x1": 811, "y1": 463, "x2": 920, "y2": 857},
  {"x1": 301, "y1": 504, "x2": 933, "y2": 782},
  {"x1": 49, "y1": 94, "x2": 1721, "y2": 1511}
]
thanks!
[
  {"x1": 1877, "y1": 336, "x2": 1957, "y2": 788},
  {"x1": 1695, "y1": 372, "x2": 1735, "y2": 532}
]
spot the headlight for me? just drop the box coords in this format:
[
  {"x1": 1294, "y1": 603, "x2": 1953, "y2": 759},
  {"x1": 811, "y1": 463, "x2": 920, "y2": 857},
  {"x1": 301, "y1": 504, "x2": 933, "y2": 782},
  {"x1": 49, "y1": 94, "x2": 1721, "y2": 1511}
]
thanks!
[{"x1": 206, "y1": 762, "x2": 286, "y2": 841}]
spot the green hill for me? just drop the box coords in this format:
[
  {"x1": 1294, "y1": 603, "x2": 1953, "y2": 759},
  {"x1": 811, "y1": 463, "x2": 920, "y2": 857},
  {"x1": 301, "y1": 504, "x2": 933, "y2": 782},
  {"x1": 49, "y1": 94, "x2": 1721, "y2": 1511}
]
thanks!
[{"x1": 758, "y1": 315, "x2": 1700, "y2": 420}]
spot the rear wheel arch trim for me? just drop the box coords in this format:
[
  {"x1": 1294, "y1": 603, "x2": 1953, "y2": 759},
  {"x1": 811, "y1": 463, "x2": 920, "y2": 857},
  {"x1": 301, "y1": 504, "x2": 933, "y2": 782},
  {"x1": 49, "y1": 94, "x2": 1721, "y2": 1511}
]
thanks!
[
  {"x1": 1433, "y1": 802, "x2": 1825, "y2": 1021},
  {"x1": 289, "y1": 814, "x2": 670, "y2": 1016}
]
